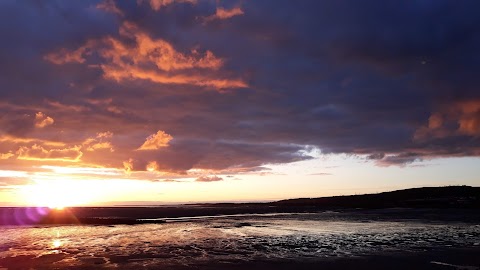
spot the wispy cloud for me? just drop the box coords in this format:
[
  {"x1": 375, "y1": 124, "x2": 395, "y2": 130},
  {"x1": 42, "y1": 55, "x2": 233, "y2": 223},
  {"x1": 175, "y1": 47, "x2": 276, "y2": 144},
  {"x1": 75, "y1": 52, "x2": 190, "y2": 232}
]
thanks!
[
  {"x1": 204, "y1": 7, "x2": 244, "y2": 22},
  {"x1": 309, "y1": 172, "x2": 332, "y2": 176},
  {"x1": 96, "y1": 0, "x2": 124, "y2": 16},
  {"x1": 196, "y1": 175, "x2": 223, "y2": 182},
  {"x1": 141, "y1": 0, "x2": 197, "y2": 11}
]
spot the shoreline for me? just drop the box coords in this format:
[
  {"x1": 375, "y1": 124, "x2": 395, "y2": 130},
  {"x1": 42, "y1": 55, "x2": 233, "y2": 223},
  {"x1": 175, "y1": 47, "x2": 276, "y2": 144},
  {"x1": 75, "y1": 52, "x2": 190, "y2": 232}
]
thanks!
[{"x1": 1, "y1": 207, "x2": 480, "y2": 226}]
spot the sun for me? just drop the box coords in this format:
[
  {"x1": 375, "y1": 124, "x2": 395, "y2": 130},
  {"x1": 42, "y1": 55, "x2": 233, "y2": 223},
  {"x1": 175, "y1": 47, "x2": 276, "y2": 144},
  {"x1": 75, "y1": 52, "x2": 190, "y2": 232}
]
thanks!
[{"x1": 20, "y1": 179, "x2": 99, "y2": 208}]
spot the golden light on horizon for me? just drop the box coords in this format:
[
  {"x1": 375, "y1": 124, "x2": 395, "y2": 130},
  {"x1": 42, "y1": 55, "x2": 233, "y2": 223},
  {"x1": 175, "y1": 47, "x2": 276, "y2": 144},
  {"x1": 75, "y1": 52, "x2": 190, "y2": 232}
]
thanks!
[
  {"x1": 13, "y1": 175, "x2": 162, "y2": 207},
  {"x1": 19, "y1": 179, "x2": 101, "y2": 209}
]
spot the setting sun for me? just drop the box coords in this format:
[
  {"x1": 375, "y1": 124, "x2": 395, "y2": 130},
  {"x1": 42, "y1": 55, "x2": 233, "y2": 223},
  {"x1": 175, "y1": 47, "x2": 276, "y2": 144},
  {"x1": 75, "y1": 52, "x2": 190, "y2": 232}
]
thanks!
[{"x1": 19, "y1": 180, "x2": 101, "y2": 209}]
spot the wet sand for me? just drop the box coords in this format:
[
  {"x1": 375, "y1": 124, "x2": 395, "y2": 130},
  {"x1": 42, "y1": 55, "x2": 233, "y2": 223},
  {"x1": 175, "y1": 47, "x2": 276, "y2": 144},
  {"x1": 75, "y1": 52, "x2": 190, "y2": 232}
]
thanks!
[
  {"x1": 1, "y1": 210, "x2": 479, "y2": 269},
  {"x1": 194, "y1": 249, "x2": 480, "y2": 270},
  {"x1": 0, "y1": 248, "x2": 479, "y2": 269}
]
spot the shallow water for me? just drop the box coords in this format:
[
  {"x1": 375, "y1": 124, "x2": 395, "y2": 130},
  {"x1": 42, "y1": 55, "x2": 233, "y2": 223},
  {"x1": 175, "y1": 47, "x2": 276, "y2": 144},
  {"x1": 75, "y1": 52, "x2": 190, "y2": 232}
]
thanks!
[{"x1": 0, "y1": 212, "x2": 479, "y2": 269}]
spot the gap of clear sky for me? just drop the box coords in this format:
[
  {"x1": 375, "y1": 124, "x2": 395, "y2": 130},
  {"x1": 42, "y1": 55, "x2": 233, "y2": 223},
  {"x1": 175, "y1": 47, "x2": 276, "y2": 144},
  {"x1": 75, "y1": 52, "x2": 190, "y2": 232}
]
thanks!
[{"x1": 0, "y1": 1, "x2": 479, "y2": 207}]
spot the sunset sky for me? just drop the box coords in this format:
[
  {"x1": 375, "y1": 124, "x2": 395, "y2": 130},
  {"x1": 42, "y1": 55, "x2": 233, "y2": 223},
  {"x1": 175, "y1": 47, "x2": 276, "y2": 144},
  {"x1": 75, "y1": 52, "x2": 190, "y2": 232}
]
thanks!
[{"x1": 1, "y1": 0, "x2": 479, "y2": 207}]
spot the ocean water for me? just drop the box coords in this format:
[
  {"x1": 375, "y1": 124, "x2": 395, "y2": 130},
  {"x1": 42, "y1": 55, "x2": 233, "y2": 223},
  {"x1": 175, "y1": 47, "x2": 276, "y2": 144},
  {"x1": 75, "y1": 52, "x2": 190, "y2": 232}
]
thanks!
[{"x1": 0, "y1": 212, "x2": 479, "y2": 269}]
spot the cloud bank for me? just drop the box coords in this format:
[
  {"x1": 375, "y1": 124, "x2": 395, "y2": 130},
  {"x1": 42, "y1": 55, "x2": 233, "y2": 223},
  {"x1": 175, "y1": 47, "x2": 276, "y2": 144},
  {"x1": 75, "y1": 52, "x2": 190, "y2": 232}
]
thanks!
[{"x1": 0, "y1": 0, "x2": 479, "y2": 186}]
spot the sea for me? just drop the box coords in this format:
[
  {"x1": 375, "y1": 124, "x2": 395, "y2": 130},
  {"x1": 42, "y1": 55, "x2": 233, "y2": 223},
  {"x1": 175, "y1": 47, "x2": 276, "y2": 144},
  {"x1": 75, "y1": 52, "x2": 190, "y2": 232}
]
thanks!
[{"x1": 0, "y1": 210, "x2": 479, "y2": 269}]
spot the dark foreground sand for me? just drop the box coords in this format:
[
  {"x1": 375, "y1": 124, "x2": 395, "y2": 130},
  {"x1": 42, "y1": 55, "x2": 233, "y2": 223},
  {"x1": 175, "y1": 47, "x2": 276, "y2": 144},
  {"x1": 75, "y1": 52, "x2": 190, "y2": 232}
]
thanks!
[
  {"x1": 0, "y1": 248, "x2": 479, "y2": 270},
  {"x1": 189, "y1": 248, "x2": 480, "y2": 270}
]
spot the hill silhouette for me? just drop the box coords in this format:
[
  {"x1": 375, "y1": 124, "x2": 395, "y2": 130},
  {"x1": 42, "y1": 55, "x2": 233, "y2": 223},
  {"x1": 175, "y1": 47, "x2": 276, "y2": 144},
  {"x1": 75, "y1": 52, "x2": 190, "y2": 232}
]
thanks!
[{"x1": 273, "y1": 185, "x2": 480, "y2": 209}]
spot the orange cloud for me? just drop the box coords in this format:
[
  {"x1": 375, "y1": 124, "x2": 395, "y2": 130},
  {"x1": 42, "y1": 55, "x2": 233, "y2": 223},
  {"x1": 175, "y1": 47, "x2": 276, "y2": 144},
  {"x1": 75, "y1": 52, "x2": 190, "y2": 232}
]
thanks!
[
  {"x1": 146, "y1": 161, "x2": 158, "y2": 172},
  {"x1": 112, "y1": 22, "x2": 223, "y2": 71},
  {"x1": 85, "y1": 98, "x2": 123, "y2": 114},
  {"x1": 0, "y1": 135, "x2": 65, "y2": 147},
  {"x1": 106, "y1": 106, "x2": 122, "y2": 114},
  {"x1": 44, "y1": 40, "x2": 96, "y2": 65},
  {"x1": 205, "y1": 7, "x2": 244, "y2": 22},
  {"x1": 96, "y1": 0, "x2": 123, "y2": 16},
  {"x1": 102, "y1": 64, "x2": 247, "y2": 89},
  {"x1": 46, "y1": 100, "x2": 87, "y2": 112},
  {"x1": 414, "y1": 100, "x2": 480, "y2": 140},
  {"x1": 141, "y1": 0, "x2": 197, "y2": 11},
  {"x1": 82, "y1": 132, "x2": 114, "y2": 152},
  {"x1": 16, "y1": 144, "x2": 83, "y2": 162},
  {"x1": 138, "y1": 130, "x2": 173, "y2": 150},
  {"x1": 117, "y1": 28, "x2": 223, "y2": 71},
  {"x1": 427, "y1": 113, "x2": 443, "y2": 129},
  {"x1": 85, "y1": 142, "x2": 114, "y2": 152},
  {"x1": 97, "y1": 132, "x2": 113, "y2": 139},
  {"x1": 34, "y1": 112, "x2": 54, "y2": 128},
  {"x1": 45, "y1": 22, "x2": 247, "y2": 90},
  {"x1": 456, "y1": 100, "x2": 480, "y2": 136},
  {"x1": 0, "y1": 152, "x2": 14, "y2": 160},
  {"x1": 123, "y1": 158, "x2": 134, "y2": 174}
]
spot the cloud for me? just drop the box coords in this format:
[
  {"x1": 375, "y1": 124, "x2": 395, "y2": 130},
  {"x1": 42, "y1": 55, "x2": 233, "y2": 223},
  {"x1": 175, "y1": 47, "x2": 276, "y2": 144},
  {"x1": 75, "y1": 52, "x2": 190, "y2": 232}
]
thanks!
[
  {"x1": 0, "y1": 152, "x2": 14, "y2": 160},
  {"x1": 82, "y1": 132, "x2": 114, "y2": 152},
  {"x1": 44, "y1": 41, "x2": 95, "y2": 65},
  {"x1": 117, "y1": 22, "x2": 224, "y2": 71},
  {"x1": 374, "y1": 153, "x2": 423, "y2": 167},
  {"x1": 123, "y1": 158, "x2": 134, "y2": 175},
  {"x1": 0, "y1": 113, "x2": 34, "y2": 136},
  {"x1": 196, "y1": 175, "x2": 223, "y2": 182},
  {"x1": 96, "y1": 0, "x2": 124, "y2": 16},
  {"x1": 456, "y1": 101, "x2": 480, "y2": 136},
  {"x1": 309, "y1": 172, "x2": 332, "y2": 176},
  {"x1": 146, "y1": 161, "x2": 158, "y2": 171},
  {"x1": 0, "y1": 131, "x2": 114, "y2": 164},
  {"x1": 159, "y1": 178, "x2": 185, "y2": 183},
  {"x1": 45, "y1": 22, "x2": 247, "y2": 90},
  {"x1": 16, "y1": 144, "x2": 83, "y2": 162},
  {"x1": 137, "y1": 130, "x2": 173, "y2": 150},
  {"x1": 125, "y1": 140, "x2": 312, "y2": 175},
  {"x1": 0, "y1": 171, "x2": 32, "y2": 187},
  {"x1": 205, "y1": 7, "x2": 244, "y2": 22},
  {"x1": 1, "y1": 0, "x2": 480, "y2": 177},
  {"x1": 34, "y1": 112, "x2": 54, "y2": 128},
  {"x1": 141, "y1": 0, "x2": 197, "y2": 11},
  {"x1": 0, "y1": 135, "x2": 65, "y2": 147},
  {"x1": 46, "y1": 100, "x2": 87, "y2": 113},
  {"x1": 415, "y1": 100, "x2": 480, "y2": 140}
]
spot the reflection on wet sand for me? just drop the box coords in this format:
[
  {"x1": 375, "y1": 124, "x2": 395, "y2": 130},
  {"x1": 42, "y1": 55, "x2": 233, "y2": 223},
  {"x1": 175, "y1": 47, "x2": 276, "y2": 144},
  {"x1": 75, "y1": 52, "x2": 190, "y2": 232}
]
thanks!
[
  {"x1": 0, "y1": 212, "x2": 479, "y2": 269},
  {"x1": 52, "y1": 239, "x2": 62, "y2": 249}
]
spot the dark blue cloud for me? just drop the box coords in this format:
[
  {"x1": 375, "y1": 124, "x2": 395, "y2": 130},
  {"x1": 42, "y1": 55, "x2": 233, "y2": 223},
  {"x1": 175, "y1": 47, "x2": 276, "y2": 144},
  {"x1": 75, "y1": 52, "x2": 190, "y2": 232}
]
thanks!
[{"x1": 0, "y1": 0, "x2": 479, "y2": 172}]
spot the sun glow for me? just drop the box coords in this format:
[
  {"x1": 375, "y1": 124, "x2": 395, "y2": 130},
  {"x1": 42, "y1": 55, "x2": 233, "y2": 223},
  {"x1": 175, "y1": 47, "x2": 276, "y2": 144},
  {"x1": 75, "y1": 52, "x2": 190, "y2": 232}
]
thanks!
[
  {"x1": 20, "y1": 179, "x2": 101, "y2": 208},
  {"x1": 52, "y1": 239, "x2": 62, "y2": 249}
]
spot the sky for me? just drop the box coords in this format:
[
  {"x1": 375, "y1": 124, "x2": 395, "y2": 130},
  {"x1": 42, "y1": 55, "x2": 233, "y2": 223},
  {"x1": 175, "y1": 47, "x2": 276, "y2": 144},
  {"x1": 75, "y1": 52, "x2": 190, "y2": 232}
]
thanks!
[{"x1": 0, "y1": 0, "x2": 479, "y2": 207}]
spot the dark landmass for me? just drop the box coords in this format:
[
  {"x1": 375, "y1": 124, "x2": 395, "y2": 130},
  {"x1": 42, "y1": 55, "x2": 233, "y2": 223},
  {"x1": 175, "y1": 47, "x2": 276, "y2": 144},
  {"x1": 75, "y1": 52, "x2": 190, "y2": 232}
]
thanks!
[
  {"x1": 274, "y1": 185, "x2": 480, "y2": 208},
  {"x1": 1, "y1": 186, "x2": 479, "y2": 226}
]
